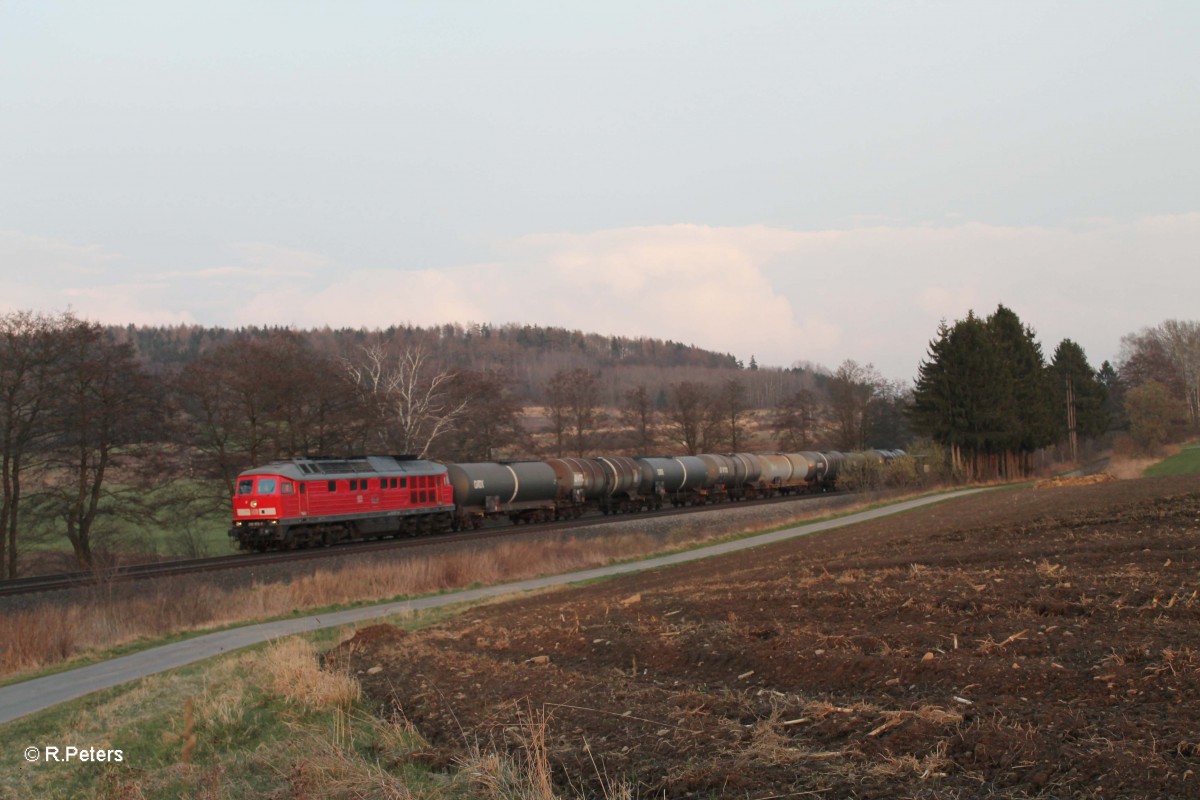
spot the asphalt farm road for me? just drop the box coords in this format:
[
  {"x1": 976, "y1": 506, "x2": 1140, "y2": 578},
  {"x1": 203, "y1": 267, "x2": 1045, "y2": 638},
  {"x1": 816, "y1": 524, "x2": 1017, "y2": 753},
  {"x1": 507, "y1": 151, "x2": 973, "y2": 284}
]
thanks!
[{"x1": 0, "y1": 489, "x2": 982, "y2": 725}]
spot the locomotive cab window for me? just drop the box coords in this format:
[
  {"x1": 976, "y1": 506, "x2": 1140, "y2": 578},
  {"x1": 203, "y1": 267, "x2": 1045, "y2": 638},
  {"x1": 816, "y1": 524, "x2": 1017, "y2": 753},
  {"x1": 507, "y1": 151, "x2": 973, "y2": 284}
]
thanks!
[
  {"x1": 237, "y1": 479, "x2": 254, "y2": 495},
  {"x1": 281, "y1": 483, "x2": 294, "y2": 495},
  {"x1": 257, "y1": 478, "x2": 277, "y2": 494}
]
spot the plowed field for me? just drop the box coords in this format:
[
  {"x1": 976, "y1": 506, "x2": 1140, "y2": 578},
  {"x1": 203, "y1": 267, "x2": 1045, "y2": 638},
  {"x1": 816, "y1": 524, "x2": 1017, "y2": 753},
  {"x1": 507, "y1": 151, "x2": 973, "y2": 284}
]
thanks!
[{"x1": 330, "y1": 475, "x2": 1200, "y2": 798}]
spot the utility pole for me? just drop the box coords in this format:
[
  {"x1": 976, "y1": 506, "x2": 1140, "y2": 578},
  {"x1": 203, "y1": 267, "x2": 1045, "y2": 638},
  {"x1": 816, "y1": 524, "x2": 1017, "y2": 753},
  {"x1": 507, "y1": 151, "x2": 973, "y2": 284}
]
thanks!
[{"x1": 1065, "y1": 374, "x2": 1077, "y2": 463}]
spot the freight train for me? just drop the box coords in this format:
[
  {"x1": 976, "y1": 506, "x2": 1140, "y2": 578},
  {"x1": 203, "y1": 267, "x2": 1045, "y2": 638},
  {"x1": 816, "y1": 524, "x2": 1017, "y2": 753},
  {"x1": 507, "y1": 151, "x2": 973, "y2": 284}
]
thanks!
[{"x1": 229, "y1": 449, "x2": 903, "y2": 551}]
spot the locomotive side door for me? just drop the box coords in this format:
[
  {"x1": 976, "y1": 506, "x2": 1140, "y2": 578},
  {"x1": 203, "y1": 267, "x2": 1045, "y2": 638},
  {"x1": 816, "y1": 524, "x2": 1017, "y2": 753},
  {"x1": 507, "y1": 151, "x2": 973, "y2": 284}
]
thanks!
[{"x1": 297, "y1": 481, "x2": 309, "y2": 517}]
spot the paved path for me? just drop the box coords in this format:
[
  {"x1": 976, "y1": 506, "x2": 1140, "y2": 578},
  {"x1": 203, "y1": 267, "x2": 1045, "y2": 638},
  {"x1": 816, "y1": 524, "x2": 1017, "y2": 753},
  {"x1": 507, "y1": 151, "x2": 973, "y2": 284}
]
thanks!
[{"x1": 0, "y1": 489, "x2": 981, "y2": 725}]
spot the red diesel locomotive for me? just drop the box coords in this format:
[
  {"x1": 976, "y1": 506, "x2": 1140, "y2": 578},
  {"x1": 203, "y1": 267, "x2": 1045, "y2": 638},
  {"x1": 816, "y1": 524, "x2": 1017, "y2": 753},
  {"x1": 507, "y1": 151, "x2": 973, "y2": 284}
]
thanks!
[{"x1": 230, "y1": 455, "x2": 454, "y2": 550}]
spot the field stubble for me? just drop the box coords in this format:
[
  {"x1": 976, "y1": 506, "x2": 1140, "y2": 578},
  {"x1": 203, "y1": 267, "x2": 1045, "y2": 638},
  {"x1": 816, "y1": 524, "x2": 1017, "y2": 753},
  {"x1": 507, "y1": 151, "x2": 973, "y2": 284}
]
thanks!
[
  {"x1": 330, "y1": 474, "x2": 1200, "y2": 798},
  {"x1": 0, "y1": 492, "x2": 862, "y2": 679}
]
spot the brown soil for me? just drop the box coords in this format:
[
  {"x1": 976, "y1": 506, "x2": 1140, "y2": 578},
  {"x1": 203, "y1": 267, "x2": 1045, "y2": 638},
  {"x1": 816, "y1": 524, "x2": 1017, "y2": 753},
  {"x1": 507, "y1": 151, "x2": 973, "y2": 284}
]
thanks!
[{"x1": 329, "y1": 475, "x2": 1200, "y2": 798}]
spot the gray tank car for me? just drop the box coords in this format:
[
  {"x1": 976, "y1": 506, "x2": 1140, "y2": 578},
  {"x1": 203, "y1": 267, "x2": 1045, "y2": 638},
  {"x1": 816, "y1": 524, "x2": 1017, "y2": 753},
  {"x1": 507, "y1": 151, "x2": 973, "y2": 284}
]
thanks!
[
  {"x1": 446, "y1": 461, "x2": 559, "y2": 527},
  {"x1": 636, "y1": 456, "x2": 709, "y2": 505}
]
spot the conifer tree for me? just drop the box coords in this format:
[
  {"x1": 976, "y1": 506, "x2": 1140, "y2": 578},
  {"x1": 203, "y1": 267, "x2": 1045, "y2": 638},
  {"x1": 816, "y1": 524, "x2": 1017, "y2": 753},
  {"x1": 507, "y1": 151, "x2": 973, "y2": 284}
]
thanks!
[
  {"x1": 986, "y1": 305, "x2": 1057, "y2": 475},
  {"x1": 1050, "y1": 339, "x2": 1110, "y2": 451},
  {"x1": 912, "y1": 313, "x2": 1004, "y2": 479},
  {"x1": 912, "y1": 306, "x2": 1059, "y2": 480}
]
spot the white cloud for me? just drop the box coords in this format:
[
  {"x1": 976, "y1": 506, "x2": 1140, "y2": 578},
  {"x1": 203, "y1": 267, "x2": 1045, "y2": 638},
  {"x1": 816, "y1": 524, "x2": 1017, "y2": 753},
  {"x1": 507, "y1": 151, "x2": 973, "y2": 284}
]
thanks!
[
  {"x1": 506, "y1": 225, "x2": 838, "y2": 361},
  {"x1": 61, "y1": 284, "x2": 197, "y2": 326},
  {"x1": 0, "y1": 231, "x2": 126, "y2": 316},
  {"x1": 229, "y1": 266, "x2": 491, "y2": 330},
  {"x1": 6, "y1": 217, "x2": 1200, "y2": 382}
]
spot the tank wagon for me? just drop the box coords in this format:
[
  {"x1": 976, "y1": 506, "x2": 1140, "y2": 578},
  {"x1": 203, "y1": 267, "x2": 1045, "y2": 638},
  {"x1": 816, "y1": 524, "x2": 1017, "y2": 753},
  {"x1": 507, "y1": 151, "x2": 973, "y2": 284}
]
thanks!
[
  {"x1": 231, "y1": 449, "x2": 904, "y2": 550},
  {"x1": 446, "y1": 461, "x2": 561, "y2": 528}
]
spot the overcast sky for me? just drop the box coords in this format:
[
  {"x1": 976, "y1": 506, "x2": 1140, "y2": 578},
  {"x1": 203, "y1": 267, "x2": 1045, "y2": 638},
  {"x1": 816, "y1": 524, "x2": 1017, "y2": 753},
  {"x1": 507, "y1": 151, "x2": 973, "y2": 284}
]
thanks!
[{"x1": 3, "y1": 1, "x2": 1198, "y2": 380}]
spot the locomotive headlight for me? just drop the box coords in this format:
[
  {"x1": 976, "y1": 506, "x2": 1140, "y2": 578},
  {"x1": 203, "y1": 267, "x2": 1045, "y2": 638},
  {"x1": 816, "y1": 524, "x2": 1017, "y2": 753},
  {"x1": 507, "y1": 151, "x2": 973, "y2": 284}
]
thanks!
[{"x1": 250, "y1": 500, "x2": 258, "y2": 508}]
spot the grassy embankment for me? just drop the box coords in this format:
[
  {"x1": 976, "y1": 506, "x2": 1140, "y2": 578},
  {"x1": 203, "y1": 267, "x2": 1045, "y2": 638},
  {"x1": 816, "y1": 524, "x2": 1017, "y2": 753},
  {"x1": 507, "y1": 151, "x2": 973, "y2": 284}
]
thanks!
[
  {"x1": 1, "y1": 620, "x2": 597, "y2": 800},
  {"x1": 1143, "y1": 443, "x2": 1200, "y2": 477},
  {"x1": 20, "y1": 480, "x2": 234, "y2": 559},
  {"x1": 0, "y1": 488, "x2": 925, "y2": 683}
]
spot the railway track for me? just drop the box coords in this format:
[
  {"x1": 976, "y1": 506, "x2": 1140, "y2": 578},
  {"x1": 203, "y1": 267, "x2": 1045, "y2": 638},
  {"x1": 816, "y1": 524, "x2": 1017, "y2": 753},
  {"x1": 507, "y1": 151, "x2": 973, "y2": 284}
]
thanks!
[{"x1": 0, "y1": 491, "x2": 838, "y2": 599}]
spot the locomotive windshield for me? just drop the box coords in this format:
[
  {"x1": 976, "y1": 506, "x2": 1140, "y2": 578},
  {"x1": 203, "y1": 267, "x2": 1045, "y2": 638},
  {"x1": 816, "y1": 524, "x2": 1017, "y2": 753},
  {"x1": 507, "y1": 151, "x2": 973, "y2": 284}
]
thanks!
[{"x1": 237, "y1": 478, "x2": 278, "y2": 494}]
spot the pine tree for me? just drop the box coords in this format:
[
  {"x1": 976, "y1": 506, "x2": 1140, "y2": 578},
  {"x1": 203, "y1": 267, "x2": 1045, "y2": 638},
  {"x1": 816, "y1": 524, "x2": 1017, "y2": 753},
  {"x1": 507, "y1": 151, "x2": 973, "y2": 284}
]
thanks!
[
  {"x1": 912, "y1": 306, "x2": 1060, "y2": 480},
  {"x1": 1050, "y1": 339, "x2": 1110, "y2": 455},
  {"x1": 912, "y1": 314, "x2": 1004, "y2": 479},
  {"x1": 986, "y1": 305, "x2": 1057, "y2": 476}
]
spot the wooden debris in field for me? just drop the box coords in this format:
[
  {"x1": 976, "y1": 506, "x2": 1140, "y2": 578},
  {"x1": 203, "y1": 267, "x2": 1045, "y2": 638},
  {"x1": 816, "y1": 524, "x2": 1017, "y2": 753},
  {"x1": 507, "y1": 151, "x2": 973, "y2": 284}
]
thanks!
[{"x1": 1035, "y1": 474, "x2": 1115, "y2": 489}]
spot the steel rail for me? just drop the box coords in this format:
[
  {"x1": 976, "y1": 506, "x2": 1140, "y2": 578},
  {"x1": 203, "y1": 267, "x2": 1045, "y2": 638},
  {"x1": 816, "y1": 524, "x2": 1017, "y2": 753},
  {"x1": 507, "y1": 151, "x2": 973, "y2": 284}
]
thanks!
[{"x1": 0, "y1": 491, "x2": 839, "y2": 598}]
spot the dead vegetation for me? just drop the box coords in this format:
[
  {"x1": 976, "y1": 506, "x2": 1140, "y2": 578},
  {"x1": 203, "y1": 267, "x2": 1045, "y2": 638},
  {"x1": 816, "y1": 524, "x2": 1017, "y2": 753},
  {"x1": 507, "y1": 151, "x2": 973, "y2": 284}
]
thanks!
[
  {"x1": 0, "y1": 491, "x2": 871, "y2": 678},
  {"x1": 332, "y1": 474, "x2": 1200, "y2": 798},
  {"x1": 1034, "y1": 473, "x2": 1115, "y2": 489}
]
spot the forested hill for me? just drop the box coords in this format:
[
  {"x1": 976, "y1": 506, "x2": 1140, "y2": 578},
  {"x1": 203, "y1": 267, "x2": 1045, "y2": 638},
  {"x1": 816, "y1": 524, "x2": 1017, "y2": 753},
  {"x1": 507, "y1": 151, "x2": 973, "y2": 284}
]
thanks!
[{"x1": 115, "y1": 322, "x2": 744, "y2": 373}]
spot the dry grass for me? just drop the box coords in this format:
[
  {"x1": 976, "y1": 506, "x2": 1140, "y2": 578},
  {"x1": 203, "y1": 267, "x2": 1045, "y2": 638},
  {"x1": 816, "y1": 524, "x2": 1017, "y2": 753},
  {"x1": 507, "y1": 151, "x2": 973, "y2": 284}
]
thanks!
[
  {"x1": 275, "y1": 717, "x2": 428, "y2": 800},
  {"x1": 259, "y1": 637, "x2": 361, "y2": 711},
  {"x1": 1034, "y1": 473, "x2": 1115, "y2": 489},
  {"x1": 455, "y1": 708, "x2": 635, "y2": 800},
  {"x1": 0, "y1": 490, "x2": 921, "y2": 679},
  {"x1": 1107, "y1": 454, "x2": 1165, "y2": 480}
]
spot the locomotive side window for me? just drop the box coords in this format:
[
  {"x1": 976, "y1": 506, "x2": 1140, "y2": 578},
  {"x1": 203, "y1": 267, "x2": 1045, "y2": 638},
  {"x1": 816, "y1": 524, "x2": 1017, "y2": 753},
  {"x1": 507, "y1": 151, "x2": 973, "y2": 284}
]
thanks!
[
  {"x1": 328, "y1": 480, "x2": 336, "y2": 492},
  {"x1": 281, "y1": 483, "x2": 294, "y2": 495},
  {"x1": 349, "y1": 479, "x2": 357, "y2": 491},
  {"x1": 257, "y1": 478, "x2": 277, "y2": 494},
  {"x1": 400, "y1": 477, "x2": 407, "y2": 488},
  {"x1": 299, "y1": 483, "x2": 306, "y2": 494},
  {"x1": 390, "y1": 478, "x2": 397, "y2": 488},
  {"x1": 238, "y1": 479, "x2": 254, "y2": 495}
]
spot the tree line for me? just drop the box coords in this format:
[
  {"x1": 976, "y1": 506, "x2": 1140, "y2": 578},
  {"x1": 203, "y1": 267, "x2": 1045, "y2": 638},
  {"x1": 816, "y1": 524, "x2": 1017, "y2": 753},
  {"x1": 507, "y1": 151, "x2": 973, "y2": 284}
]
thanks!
[
  {"x1": 5, "y1": 306, "x2": 1192, "y2": 575},
  {"x1": 910, "y1": 305, "x2": 1198, "y2": 480},
  {"x1": 0, "y1": 311, "x2": 900, "y2": 576}
]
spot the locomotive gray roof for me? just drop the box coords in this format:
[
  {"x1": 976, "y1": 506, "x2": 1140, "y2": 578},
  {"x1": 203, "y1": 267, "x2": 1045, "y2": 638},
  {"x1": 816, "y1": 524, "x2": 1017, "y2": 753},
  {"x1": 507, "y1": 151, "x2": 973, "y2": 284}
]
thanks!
[{"x1": 240, "y1": 456, "x2": 446, "y2": 480}]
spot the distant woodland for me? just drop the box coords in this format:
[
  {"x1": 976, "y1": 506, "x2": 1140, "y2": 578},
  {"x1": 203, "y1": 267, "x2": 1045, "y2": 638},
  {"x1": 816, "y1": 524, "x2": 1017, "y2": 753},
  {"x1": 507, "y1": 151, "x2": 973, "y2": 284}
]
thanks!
[{"x1": 1, "y1": 309, "x2": 1195, "y2": 574}]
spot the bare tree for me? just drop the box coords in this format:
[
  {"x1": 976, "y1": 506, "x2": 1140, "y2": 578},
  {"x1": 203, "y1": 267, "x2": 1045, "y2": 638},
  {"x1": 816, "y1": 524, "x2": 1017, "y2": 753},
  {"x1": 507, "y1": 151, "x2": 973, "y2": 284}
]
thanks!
[
  {"x1": 0, "y1": 311, "x2": 65, "y2": 578},
  {"x1": 774, "y1": 389, "x2": 816, "y2": 451},
  {"x1": 1153, "y1": 320, "x2": 1200, "y2": 431},
  {"x1": 176, "y1": 337, "x2": 286, "y2": 496},
  {"x1": 827, "y1": 360, "x2": 883, "y2": 451},
  {"x1": 664, "y1": 381, "x2": 715, "y2": 455},
  {"x1": 440, "y1": 369, "x2": 529, "y2": 461},
  {"x1": 266, "y1": 334, "x2": 359, "y2": 458},
  {"x1": 544, "y1": 368, "x2": 605, "y2": 457},
  {"x1": 620, "y1": 384, "x2": 657, "y2": 454},
  {"x1": 37, "y1": 322, "x2": 165, "y2": 567},
  {"x1": 1126, "y1": 380, "x2": 1189, "y2": 450},
  {"x1": 342, "y1": 344, "x2": 469, "y2": 457},
  {"x1": 1118, "y1": 320, "x2": 1200, "y2": 435},
  {"x1": 719, "y1": 378, "x2": 750, "y2": 451}
]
